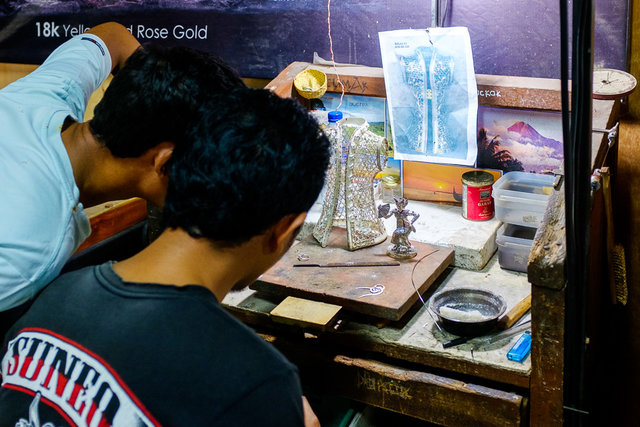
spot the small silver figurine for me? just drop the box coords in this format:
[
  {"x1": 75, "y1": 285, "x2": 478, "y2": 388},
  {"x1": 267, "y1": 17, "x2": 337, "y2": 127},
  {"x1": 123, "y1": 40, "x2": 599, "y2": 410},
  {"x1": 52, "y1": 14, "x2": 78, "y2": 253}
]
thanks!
[{"x1": 378, "y1": 197, "x2": 420, "y2": 259}]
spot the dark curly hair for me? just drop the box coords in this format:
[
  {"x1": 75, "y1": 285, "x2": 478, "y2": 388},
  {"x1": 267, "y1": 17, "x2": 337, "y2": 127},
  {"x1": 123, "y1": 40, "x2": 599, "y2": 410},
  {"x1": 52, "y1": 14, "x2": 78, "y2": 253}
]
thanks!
[
  {"x1": 162, "y1": 88, "x2": 331, "y2": 246},
  {"x1": 90, "y1": 44, "x2": 245, "y2": 158}
]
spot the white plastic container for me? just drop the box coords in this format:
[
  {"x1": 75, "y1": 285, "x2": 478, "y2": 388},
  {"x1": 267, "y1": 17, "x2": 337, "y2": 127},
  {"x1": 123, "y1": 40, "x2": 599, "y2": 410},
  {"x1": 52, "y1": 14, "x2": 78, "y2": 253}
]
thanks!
[
  {"x1": 496, "y1": 223, "x2": 537, "y2": 272},
  {"x1": 492, "y1": 172, "x2": 555, "y2": 228}
]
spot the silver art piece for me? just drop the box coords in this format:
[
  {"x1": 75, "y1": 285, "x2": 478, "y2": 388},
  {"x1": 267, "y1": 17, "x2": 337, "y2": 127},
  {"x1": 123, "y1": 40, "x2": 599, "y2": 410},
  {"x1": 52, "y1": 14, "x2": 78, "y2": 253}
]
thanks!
[
  {"x1": 313, "y1": 118, "x2": 388, "y2": 250},
  {"x1": 378, "y1": 197, "x2": 420, "y2": 259}
]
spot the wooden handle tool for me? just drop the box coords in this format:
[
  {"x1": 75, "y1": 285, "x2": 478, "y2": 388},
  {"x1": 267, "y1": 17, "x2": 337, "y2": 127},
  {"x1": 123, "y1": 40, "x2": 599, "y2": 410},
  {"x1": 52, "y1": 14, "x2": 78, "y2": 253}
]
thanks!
[{"x1": 497, "y1": 294, "x2": 531, "y2": 330}]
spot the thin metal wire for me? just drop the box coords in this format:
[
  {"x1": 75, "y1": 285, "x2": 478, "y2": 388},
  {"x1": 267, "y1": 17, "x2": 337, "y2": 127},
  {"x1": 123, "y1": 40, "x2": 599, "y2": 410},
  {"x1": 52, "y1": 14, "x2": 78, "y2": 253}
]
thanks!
[
  {"x1": 327, "y1": 0, "x2": 345, "y2": 110},
  {"x1": 409, "y1": 249, "x2": 444, "y2": 333}
]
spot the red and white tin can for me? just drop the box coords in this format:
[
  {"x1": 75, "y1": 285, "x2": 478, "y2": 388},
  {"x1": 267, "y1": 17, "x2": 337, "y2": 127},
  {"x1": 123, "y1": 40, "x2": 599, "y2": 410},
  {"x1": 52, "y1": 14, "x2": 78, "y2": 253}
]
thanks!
[{"x1": 461, "y1": 171, "x2": 495, "y2": 221}]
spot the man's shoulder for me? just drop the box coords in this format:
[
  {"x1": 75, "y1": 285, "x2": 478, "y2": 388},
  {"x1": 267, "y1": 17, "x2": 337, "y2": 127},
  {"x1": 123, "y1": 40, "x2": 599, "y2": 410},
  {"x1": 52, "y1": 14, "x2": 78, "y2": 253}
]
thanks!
[
  {"x1": 1, "y1": 34, "x2": 111, "y2": 121},
  {"x1": 195, "y1": 300, "x2": 295, "y2": 370},
  {"x1": 49, "y1": 265, "x2": 293, "y2": 371}
]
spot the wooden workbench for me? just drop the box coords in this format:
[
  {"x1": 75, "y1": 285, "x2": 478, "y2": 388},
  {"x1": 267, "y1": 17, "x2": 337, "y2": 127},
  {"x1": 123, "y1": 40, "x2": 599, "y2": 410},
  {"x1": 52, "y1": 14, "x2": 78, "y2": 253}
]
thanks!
[
  {"x1": 235, "y1": 62, "x2": 619, "y2": 426},
  {"x1": 224, "y1": 251, "x2": 531, "y2": 425}
]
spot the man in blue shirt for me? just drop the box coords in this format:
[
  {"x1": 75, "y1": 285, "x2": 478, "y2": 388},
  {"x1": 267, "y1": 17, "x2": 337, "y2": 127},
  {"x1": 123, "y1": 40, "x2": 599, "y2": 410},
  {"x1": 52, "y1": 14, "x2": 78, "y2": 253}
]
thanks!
[{"x1": 0, "y1": 22, "x2": 245, "y2": 316}]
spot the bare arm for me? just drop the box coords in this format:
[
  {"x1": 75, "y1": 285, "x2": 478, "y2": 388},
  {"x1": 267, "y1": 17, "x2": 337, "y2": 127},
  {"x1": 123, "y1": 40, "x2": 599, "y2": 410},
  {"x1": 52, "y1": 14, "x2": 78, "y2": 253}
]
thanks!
[
  {"x1": 302, "y1": 396, "x2": 321, "y2": 427},
  {"x1": 86, "y1": 22, "x2": 140, "y2": 74}
]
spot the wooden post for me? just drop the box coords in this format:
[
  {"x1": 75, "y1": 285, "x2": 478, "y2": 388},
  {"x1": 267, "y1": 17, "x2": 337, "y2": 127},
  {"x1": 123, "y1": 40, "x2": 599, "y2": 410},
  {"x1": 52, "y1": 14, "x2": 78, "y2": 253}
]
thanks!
[{"x1": 528, "y1": 184, "x2": 566, "y2": 426}]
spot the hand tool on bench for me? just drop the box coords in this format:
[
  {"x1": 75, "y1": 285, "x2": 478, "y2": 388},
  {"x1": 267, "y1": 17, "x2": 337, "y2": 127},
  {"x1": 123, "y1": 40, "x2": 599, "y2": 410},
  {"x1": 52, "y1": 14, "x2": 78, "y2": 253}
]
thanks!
[
  {"x1": 293, "y1": 261, "x2": 400, "y2": 267},
  {"x1": 442, "y1": 294, "x2": 531, "y2": 348}
]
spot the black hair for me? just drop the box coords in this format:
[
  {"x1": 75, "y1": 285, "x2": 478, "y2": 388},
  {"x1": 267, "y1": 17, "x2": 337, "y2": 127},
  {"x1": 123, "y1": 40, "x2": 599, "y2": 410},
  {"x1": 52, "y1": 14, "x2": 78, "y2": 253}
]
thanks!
[
  {"x1": 89, "y1": 44, "x2": 245, "y2": 158},
  {"x1": 162, "y1": 88, "x2": 331, "y2": 246}
]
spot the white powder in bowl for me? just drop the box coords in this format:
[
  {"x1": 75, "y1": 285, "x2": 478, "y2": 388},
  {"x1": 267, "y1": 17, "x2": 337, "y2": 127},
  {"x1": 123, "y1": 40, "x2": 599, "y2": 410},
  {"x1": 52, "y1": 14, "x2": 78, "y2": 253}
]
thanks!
[{"x1": 439, "y1": 306, "x2": 488, "y2": 322}]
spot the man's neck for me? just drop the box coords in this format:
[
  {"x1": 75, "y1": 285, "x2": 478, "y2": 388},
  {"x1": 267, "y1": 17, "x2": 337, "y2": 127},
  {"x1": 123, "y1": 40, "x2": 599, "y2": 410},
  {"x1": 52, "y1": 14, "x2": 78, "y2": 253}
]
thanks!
[
  {"x1": 61, "y1": 120, "x2": 140, "y2": 207},
  {"x1": 112, "y1": 229, "x2": 265, "y2": 302}
]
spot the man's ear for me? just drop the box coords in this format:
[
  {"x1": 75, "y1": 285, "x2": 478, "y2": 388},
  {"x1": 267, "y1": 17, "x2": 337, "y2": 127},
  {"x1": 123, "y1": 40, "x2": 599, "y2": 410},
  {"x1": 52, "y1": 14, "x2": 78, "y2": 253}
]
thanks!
[
  {"x1": 268, "y1": 212, "x2": 308, "y2": 254},
  {"x1": 151, "y1": 142, "x2": 175, "y2": 177}
]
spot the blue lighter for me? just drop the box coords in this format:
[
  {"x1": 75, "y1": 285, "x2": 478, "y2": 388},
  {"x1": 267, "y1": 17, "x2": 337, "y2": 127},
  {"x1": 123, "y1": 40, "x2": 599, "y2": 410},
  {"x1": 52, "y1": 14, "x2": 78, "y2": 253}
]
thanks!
[{"x1": 507, "y1": 331, "x2": 532, "y2": 362}]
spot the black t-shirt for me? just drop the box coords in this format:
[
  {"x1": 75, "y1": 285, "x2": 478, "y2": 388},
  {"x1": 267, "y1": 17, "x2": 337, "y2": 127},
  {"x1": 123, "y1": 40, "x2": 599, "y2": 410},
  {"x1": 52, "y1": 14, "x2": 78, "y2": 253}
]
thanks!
[{"x1": 0, "y1": 262, "x2": 304, "y2": 426}]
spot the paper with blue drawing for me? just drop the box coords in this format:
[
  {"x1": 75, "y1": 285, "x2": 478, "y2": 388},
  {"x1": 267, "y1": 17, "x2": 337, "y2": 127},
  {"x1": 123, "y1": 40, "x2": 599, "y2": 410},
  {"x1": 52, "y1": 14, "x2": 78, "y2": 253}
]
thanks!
[{"x1": 379, "y1": 27, "x2": 478, "y2": 166}]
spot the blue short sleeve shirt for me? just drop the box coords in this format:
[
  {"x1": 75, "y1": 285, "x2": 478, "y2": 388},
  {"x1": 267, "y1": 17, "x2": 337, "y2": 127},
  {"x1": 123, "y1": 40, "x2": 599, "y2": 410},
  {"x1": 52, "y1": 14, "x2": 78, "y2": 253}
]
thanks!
[{"x1": 0, "y1": 34, "x2": 112, "y2": 310}]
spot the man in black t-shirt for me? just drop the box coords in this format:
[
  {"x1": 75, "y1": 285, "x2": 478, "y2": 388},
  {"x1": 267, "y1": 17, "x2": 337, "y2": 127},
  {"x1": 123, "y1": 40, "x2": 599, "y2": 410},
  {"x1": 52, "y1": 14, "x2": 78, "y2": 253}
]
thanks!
[{"x1": 0, "y1": 88, "x2": 331, "y2": 426}]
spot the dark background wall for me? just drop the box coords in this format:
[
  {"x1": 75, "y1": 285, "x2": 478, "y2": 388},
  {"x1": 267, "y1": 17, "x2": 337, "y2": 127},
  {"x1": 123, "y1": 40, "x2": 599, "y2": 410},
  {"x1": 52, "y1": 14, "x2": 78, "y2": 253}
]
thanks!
[{"x1": 0, "y1": 0, "x2": 630, "y2": 79}]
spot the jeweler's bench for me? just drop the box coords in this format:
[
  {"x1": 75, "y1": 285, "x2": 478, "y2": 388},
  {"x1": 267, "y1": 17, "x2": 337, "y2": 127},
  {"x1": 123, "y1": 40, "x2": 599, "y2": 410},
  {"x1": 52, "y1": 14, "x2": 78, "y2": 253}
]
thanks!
[
  {"x1": 220, "y1": 62, "x2": 620, "y2": 426},
  {"x1": 224, "y1": 181, "x2": 532, "y2": 424},
  {"x1": 224, "y1": 238, "x2": 531, "y2": 425}
]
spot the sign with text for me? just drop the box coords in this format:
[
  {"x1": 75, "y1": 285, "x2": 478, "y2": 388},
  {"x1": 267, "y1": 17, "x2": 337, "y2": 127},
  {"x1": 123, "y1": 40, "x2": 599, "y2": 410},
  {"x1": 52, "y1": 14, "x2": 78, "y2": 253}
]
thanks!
[{"x1": 0, "y1": 0, "x2": 628, "y2": 79}]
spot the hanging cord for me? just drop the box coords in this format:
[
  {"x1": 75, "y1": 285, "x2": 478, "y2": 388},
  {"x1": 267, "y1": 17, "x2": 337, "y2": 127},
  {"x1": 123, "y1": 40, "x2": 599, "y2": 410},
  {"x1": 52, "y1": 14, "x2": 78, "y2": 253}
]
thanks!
[
  {"x1": 408, "y1": 249, "x2": 444, "y2": 332},
  {"x1": 327, "y1": 0, "x2": 345, "y2": 111},
  {"x1": 560, "y1": 0, "x2": 570, "y2": 166},
  {"x1": 440, "y1": 0, "x2": 449, "y2": 27},
  {"x1": 431, "y1": 0, "x2": 450, "y2": 27}
]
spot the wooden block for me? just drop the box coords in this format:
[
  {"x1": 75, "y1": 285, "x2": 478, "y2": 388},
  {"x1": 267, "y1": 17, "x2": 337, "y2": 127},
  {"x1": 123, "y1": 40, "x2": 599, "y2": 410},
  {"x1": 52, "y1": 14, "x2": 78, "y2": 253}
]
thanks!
[
  {"x1": 75, "y1": 198, "x2": 148, "y2": 253},
  {"x1": 267, "y1": 61, "x2": 567, "y2": 111},
  {"x1": 270, "y1": 296, "x2": 342, "y2": 331},
  {"x1": 476, "y1": 73, "x2": 564, "y2": 111},
  {"x1": 253, "y1": 228, "x2": 454, "y2": 321},
  {"x1": 497, "y1": 294, "x2": 532, "y2": 330},
  {"x1": 527, "y1": 186, "x2": 565, "y2": 290}
]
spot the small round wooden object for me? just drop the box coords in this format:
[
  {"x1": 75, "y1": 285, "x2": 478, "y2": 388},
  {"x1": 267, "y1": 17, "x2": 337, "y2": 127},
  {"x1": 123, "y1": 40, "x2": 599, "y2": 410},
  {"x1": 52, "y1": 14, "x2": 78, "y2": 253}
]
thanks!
[{"x1": 592, "y1": 68, "x2": 637, "y2": 100}]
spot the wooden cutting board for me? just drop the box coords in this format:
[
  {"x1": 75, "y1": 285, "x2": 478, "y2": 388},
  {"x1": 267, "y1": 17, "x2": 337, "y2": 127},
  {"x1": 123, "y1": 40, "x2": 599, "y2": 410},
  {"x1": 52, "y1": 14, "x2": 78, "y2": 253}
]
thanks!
[{"x1": 251, "y1": 227, "x2": 454, "y2": 321}]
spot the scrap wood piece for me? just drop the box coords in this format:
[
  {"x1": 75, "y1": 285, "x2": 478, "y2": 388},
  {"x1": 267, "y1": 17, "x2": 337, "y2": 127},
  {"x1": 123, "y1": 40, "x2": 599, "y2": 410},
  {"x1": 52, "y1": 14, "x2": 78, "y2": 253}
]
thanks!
[
  {"x1": 76, "y1": 198, "x2": 148, "y2": 253},
  {"x1": 270, "y1": 296, "x2": 342, "y2": 331}
]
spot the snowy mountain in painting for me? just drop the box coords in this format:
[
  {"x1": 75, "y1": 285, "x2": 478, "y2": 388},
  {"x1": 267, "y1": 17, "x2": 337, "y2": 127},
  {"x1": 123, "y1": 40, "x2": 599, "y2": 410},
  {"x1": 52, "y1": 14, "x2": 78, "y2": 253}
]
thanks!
[
  {"x1": 508, "y1": 121, "x2": 561, "y2": 151},
  {"x1": 477, "y1": 108, "x2": 564, "y2": 174},
  {"x1": 503, "y1": 121, "x2": 563, "y2": 173}
]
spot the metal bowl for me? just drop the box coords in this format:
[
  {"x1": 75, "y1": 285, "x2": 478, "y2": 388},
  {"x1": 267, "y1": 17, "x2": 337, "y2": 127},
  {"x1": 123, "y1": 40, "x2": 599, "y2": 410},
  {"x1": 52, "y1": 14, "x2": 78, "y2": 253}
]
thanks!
[{"x1": 428, "y1": 288, "x2": 507, "y2": 337}]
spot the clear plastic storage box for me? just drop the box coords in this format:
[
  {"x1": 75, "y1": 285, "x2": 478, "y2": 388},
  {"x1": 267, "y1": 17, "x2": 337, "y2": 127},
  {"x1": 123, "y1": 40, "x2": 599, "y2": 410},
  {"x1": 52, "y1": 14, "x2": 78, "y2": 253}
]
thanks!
[
  {"x1": 496, "y1": 223, "x2": 537, "y2": 272},
  {"x1": 492, "y1": 172, "x2": 555, "y2": 228}
]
